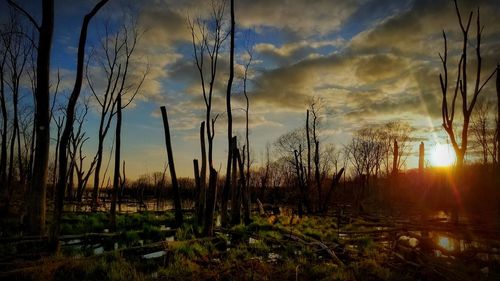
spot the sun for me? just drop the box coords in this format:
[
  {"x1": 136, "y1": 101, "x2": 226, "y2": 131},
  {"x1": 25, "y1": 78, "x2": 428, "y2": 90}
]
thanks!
[{"x1": 430, "y1": 144, "x2": 456, "y2": 167}]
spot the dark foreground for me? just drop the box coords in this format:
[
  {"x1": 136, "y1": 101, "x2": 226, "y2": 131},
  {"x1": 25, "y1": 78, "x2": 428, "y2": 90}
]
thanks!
[{"x1": 0, "y1": 203, "x2": 499, "y2": 281}]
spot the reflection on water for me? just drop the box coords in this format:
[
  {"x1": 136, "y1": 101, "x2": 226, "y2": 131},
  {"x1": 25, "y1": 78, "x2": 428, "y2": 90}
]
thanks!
[
  {"x1": 437, "y1": 236, "x2": 454, "y2": 251},
  {"x1": 63, "y1": 200, "x2": 181, "y2": 213}
]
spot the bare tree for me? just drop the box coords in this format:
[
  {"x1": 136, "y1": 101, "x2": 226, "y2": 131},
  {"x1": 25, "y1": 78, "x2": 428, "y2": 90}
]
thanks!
[
  {"x1": 241, "y1": 48, "x2": 252, "y2": 223},
  {"x1": 380, "y1": 121, "x2": 413, "y2": 175},
  {"x1": 439, "y1": 0, "x2": 497, "y2": 167},
  {"x1": 51, "y1": 106, "x2": 64, "y2": 186},
  {"x1": 87, "y1": 22, "x2": 140, "y2": 211},
  {"x1": 4, "y1": 14, "x2": 31, "y2": 187},
  {"x1": 0, "y1": 19, "x2": 11, "y2": 187},
  {"x1": 188, "y1": 0, "x2": 228, "y2": 172},
  {"x1": 309, "y1": 98, "x2": 323, "y2": 210},
  {"x1": 470, "y1": 100, "x2": 495, "y2": 164},
  {"x1": 222, "y1": 0, "x2": 235, "y2": 227},
  {"x1": 68, "y1": 98, "x2": 96, "y2": 202},
  {"x1": 188, "y1": 0, "x2": 228, "y2": 233},
  {"x1": 7, "y1": 0, "x2": 54, "y2": 235},
  {"x1": 49, "y1": 0, "x2": 108, "y2": 250},
  {"x1": 345, "y1": 127, "x2": 384, "y2": 194},
  {"x1": 111, "y1": 26, "x2": 147, "y2": 230}
]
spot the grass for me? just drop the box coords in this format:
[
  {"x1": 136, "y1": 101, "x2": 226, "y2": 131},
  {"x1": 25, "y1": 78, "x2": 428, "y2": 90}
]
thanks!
[
  {"x1": 3, "y1": 211, "x2": 495, "y2": 281},
  {"x1": 0, "y1": 253, "x2": 145, "y2": 281}
]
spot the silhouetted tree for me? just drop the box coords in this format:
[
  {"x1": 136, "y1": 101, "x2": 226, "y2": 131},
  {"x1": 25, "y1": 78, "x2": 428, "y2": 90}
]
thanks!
[
  {"x1": 439, "y1": 0, "x2": 497, "y2": 167},
  {"x1": 87, "y1": 21, "x2": 145, "y2": 211},
  {"x1": 0, "y1": 27, "x2": 8, "y2": 188},
  {"x1": 188, "y1": 0, "x2": 228, "y2": 233},
  {"x1": 50, "y1": 0, "x2": 108, "y2": 251},
  {"x1": 100, "y1": 23, "x2": 147, "y2": 231},
  {"x1": 8, "y1": 0, "x2": 54, "y2": 235},
  {"x1": 161, "y1": 106, "x2": 183, "y2": 226},
  {"x1": 222, "y1": 0, "x2": 235, "y2": 227},
  {"x1": 470, "y1": 100, "x2": 495, "y2": 164}
]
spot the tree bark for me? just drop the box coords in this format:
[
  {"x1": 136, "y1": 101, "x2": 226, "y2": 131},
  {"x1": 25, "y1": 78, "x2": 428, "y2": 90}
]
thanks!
[
  {"x1": 222, "y1": 0, "x2": 235, "y2": 227},
  {"x1": 236, "y1": 148, "x2": 250, "y2": 225},
  {"x1": 26, "y1": 0, "x2": 54, "y2": 236},
  {"x1": 230, "y1": 137, "x2": 240, "y2": 225},
  {"x1": 204, "y1": 168, "x2": 218, "y2": 236},
  {"x1": 306, "y1": 110, "x2": 311, "y2": 185},
  {"x1": 322, "y1": 168, "x2": 344, "y2": 213},
  {"x1": 0, "y1": 47, "x2": 7, "y2": 187},
  {"x1": 392, "y1": 139, "x2": 398, "y2": 175},
  {"x1": 161, "y1": 106, "x2": 183, "y2": 226},
  {"x1": 199, "y1": 122, "x2": 206, "y2": 223},
  {"x1": 419, "y1": 142, "x2": 424, "y2": 174},
  {"x1": 193, "y1": 159, "x2": 203, "y2": 225},
  {"x1": 110, "y1": 95, "x2": 121, "y2": 232}
]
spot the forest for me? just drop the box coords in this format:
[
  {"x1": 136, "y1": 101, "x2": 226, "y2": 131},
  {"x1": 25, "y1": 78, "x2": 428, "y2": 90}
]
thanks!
[{"x1": 0, "y1": 0, "x2": 499, "y2": 280}]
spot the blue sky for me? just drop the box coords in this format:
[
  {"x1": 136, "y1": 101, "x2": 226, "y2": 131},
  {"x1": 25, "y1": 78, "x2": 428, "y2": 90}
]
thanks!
[{"x1": 1, "y1": 0, "x2": 499, "y2": 178}]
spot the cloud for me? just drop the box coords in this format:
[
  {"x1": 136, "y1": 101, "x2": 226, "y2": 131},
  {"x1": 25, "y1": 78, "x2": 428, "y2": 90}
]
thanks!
[
  {"x1": 254, "y1": 39, "x2": 345, "y2": 67},
  {"x1": 236, "y1": 0, "x2": 361, "y2": 36}
]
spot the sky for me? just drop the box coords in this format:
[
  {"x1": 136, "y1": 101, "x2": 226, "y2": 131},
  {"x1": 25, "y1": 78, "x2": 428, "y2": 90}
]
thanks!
[{"x1": 1, "y1": 0, "x2": 500, "y2": 179}]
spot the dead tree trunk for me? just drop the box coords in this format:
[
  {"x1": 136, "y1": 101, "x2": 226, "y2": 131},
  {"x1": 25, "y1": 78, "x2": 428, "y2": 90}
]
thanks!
[
  {"x1": 306, "y1": 110, "x2": 311, "y2": 187},
  {"x1": 49, "y1": 0, "x2": 108, "y2": 250},
  {"x1": 419, "y1": 142, "x2": 425, "y2": 174},
  {"x1": 204, "y1": 168, "x2": 218, "y2": 236},
  {"x1": 0, "y1": 44, "x2": 7, "y2": 187},
  {"x1": 322, "y1": 168, "x2": 344, "y2": 213},
  {"x1": 110, "y1": 94, "x2": 121, "y2": 232},
  {"x1": 222, "y1": 0, "x2": 236, "y2": 228},
  {"x1": 236, "y1": 148, "x2": 250, "y2": 225},
  {"x1": 161, "y1": 106, "x2": 182, "y2": 226},
  {"x1": 230, "y1": 137, "x2": 240, "y2": 225},
  {"x1": 392, "y1": 139, "x2": 398, "y2": 175},
  {"x1": 314, "y1": 140, "x2": 321, "y2": 210},
  {"x1": 193, "y1": 159, "x2": 203, "y2": 225},
  {"x1": 199, "y1": 122, "x2": 206, "y2": 200},
  {"x1": 18, "y1": 0, "x2": 55, "y2": 236},
  {"x1": 199, "y1": 122, "x2": 206, "y2": 224},
  {"x1": 294, "y1": 149, "x2": 309, "y2": 213}
]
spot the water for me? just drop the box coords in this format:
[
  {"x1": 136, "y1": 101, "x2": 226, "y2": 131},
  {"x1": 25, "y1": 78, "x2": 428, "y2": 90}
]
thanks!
[{"x1": 63, "y1": 200, "x2": 175, "y2": 213}]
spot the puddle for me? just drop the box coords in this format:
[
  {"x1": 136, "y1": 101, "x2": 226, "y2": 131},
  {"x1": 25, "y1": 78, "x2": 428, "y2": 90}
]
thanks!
[
  {"x1": 94, "y1": 246, "x2": 104, "y2": 255},
  {"x1": 143, "y1": 250, "x2": 167, "y2": 259}
]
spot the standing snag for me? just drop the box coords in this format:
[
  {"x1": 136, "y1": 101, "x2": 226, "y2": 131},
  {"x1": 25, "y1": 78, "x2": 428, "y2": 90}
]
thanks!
[{"x1": 161, "y1": 106, "x2": 183, "y2": 226}]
